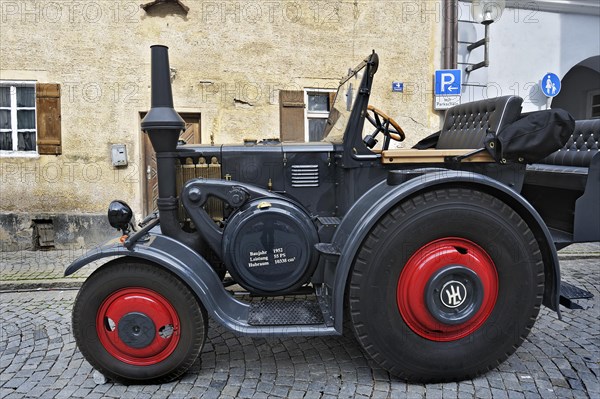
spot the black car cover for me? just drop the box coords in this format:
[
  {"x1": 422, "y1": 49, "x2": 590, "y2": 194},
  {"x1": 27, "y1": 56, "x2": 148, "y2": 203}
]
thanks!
[{"x1": 485, "y1": 109, "x2": 575, "y2": 163}]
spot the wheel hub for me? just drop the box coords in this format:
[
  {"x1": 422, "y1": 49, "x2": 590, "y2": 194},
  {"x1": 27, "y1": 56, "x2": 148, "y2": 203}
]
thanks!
[
  {"x1": 424, "y1": 266, "x2": 483, "y2": 325},
  {"x1": 397, "y1": 238, "x2": 498, "y2": 342},
  {"x1": 117, "y1": 312, "x2": 156, "y2": 349}
]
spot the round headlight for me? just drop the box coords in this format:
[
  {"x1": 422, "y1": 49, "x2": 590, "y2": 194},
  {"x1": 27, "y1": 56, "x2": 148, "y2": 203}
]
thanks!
[{"x1": 107, "y1": 200, "x2": 133, "y2": 232}]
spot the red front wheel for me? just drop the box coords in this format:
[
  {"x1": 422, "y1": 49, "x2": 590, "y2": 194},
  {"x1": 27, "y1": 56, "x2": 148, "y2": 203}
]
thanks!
[
  {"x1": 348, "y1": 188, "x2": 544, "y2": 382},
  {"x1": 96, "y1": 287, "x2": 181, "y2": 366},
  {"x1": 73, "y1": 259, "x2": 207, "y2": 384}
]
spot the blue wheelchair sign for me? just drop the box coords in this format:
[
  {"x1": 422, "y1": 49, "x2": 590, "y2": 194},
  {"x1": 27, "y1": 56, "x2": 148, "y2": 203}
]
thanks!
[
  {"x1": 541, "y1": 73, "x2": 561, "y2": 97},
  {"x1": 435, "y1": 69, "x2": 461, "y2": 96}
]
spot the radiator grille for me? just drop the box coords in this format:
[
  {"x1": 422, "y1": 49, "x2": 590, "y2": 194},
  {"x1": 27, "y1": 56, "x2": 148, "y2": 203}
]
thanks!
[
  {"x1": 291, "y1": 164, "x2": 319, "y2": 187},
  {"x1": 176, "y1": 157, "x2": 223, "y2": 221}
]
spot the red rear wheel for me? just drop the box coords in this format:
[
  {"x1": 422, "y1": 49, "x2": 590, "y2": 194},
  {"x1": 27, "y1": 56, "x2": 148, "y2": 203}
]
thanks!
[
  {"x1": 397, "y1": 238, "x2": 498, "y2": 342},
  {"x1": 348, "y1": 188, "x2": 544, "y2": 382}
]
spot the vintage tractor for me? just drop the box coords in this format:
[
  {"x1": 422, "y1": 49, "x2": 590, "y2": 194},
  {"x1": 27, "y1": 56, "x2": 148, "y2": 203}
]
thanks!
[{"x1": 66, "y1": 46, "x2": 599, "y2": 384}]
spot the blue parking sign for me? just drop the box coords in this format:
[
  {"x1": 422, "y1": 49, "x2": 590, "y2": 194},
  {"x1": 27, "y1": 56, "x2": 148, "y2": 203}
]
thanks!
[
  {"x1": 435, "y1": 69, "x2": 462, "y2": 95},
  {"x1": 541, "y1": 73, "x2": 561, "y2": 97}
]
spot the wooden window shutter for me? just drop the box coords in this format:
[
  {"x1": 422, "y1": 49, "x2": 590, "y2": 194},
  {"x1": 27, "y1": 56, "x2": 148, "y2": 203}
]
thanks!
[
  {"x1": 279, "y1": 90, "x2": 305, "y2": 142},
  {"x1": 328, "y1": 92, "x2": 336, "y2": 109},
  {"x1": 36, "y1": 83, "x2": 62, "y2": 155}
]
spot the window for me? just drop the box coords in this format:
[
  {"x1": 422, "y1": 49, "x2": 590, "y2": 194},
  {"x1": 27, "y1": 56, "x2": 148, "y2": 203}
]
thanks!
[
  {"x1": 587, "y1": 90, "x2": 600, "y2": 119},
  {"x1": 279, "y1": 89, "x2": 335, "y2": 142},
  {"x1": 0, "y1": 82, "x2": 62, "y2": 156},
  {"x1": 0, "y1": 82, "x2": 37, "y2": 153},
  {"x1": 304, "y1": 90, "x2": 335, "y2": 142}
]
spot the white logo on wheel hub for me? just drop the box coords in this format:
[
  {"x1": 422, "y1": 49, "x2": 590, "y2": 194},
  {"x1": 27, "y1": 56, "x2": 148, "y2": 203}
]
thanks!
[{"x1": 441, "y1": 281, "x2": 467, "y2": 308}]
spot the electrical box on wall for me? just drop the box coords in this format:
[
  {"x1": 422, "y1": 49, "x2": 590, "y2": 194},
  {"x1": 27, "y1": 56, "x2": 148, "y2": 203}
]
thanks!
[{"x1": 111, "y1": 144, "x2": 128, "y2": 167}]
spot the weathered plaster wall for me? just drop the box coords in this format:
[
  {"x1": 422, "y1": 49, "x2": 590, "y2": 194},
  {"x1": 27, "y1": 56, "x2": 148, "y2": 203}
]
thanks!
[{"x1": 0, "y1": 0, "x2": 442, "y2": 249}]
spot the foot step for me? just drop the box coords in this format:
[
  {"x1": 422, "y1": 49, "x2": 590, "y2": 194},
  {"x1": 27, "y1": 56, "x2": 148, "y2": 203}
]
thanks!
[
  {"x1": 560, "y1": 281, "x2": 594, "y2": 309},
  {"x1": 248, "y1": 300, "x2": 325, "y2": 326}
]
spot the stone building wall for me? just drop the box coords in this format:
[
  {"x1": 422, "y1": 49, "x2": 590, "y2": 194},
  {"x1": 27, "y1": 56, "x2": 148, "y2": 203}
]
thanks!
[{"x1": 0, "y1": 0, "x2": 442, "y2": 250}]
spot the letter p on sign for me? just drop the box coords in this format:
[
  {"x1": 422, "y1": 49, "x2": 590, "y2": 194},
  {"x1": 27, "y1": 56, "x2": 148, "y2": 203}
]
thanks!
[{"x1": 435, "y1": 69, "x2": 462, "y2": 96}]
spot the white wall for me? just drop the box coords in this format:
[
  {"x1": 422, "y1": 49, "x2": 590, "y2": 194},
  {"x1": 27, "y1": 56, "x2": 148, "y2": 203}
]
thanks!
[{"x1": 458, "y1": 2, "x2": 600, "y2": 112}]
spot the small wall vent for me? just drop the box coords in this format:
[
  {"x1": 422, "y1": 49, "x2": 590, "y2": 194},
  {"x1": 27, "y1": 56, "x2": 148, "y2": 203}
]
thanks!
[{"x1": 32, "y1": 219, "x2": 55, "y2": 250}]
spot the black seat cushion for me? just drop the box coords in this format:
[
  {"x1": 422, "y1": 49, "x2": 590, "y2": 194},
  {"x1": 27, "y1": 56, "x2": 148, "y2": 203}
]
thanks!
[
  {"x1": 436, "y1": 96, "x2": 523, "y2": 150},
  {"x1": 525, "y1": 119, "x2": 600, "y2": 191},
  {"x1": 538, "y1": 119, "x2": 600, "y2": 167}
]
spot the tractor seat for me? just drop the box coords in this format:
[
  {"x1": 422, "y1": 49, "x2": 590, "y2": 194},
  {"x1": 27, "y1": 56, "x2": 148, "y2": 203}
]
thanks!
[
  {"x1": 384, "y1": 96, "x2": 524, "y2": 165},
  {"x1": 436, "y1": 95, "x2": 524, "y2": 150},
  {"x1": 525, "y1": 119, "x2": 600, "y2": 191}
]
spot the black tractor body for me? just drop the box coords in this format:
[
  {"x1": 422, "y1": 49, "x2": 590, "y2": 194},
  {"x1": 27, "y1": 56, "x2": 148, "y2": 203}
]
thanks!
[{"x1": 66, "y1": 46, "x2": 598, "y2": 384}]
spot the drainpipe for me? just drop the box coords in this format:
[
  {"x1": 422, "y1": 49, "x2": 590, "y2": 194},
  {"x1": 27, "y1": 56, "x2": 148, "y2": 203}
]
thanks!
[{"x1": 443, "y1": 0, "x2": 458, "y2": 69}]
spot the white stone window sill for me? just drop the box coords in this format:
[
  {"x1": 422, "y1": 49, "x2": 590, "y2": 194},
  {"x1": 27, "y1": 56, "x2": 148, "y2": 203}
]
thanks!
[{"x1": 0, "y1": 151, "x2": 40, "y2": 159}]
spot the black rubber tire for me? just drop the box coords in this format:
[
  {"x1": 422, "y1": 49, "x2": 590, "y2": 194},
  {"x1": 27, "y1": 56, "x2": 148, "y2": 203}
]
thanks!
[
  {"x1": 72, "y1": 259, "x2": 207, "y2": 384},
  {"x1": 348, "y1": 188, "x2": 544, "y2": 382}
]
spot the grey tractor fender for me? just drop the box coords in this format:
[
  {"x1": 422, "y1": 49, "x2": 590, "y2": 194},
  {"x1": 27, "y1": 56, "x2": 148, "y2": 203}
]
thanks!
[
  {"x1": 65, "y1": 233, "x2": 253, "y2": 333},
  {"x1": 329, "y1": 169, "x2": 561, "y2": 332}
]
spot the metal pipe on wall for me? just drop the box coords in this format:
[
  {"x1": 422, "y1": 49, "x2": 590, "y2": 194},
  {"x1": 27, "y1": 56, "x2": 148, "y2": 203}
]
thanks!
[{"x1": 442, "y1": 0, "x2": 458, "y2": 70}]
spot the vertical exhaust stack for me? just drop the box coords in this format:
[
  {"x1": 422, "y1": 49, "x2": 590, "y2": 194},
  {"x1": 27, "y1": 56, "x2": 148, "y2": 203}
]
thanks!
[
  {"x1": 141, "y1": 45, "x2": 183, "y2": 200},
  {"x1": 141, "y1": 45, "x2": 206, "y2": 254},
  {"x1": 141, "y1": 45, "x2": 185, "y2": 154}
]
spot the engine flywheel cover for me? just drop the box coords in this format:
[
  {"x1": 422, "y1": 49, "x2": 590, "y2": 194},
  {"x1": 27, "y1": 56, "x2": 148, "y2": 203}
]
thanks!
[{"x1": 222, "y1": 199, "x2": 318, "y2": 294}]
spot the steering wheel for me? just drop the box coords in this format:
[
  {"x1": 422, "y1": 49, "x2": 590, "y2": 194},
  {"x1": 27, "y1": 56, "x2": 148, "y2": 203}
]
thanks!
[{"x1": 364, "y1": 105, "x2": 406, "y2": 150}]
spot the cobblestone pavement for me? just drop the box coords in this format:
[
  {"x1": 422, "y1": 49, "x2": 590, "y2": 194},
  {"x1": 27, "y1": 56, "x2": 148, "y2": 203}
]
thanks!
[
  {"x1": 0, "y1": 252, "x2": 598, "y2": 398},
  {"x1": 0, "y1": 247, "x2": 104, "y2": 290},
  {"x1": 1, "y1": 243, "x2": 598, "y2": 289}
]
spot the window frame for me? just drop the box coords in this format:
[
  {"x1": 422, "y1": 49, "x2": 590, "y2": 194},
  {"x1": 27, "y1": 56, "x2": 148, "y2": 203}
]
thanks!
[
  {"x1": 0, "y1": 80, "x2": 38, "y2": 157},
  {"x1": 303, "y1": 88, "x2": 336, "y2": 142},
  {"x1": 586, "y1": 89, "x2": 600, "y2": 119}
]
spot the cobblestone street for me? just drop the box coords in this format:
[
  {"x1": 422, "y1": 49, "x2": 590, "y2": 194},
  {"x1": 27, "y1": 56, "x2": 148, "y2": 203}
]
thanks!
[{"x1": 0, "y1": 249, "x2": 598, "y2": 398}]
